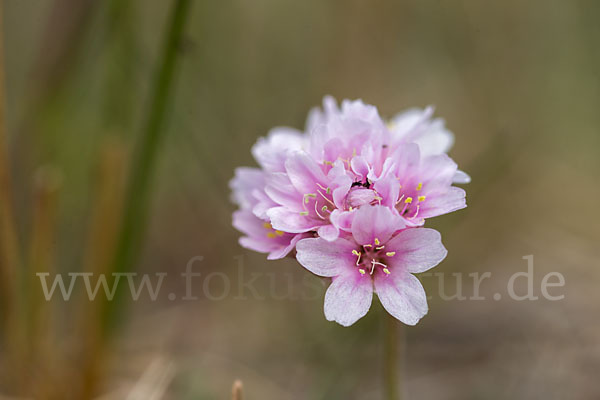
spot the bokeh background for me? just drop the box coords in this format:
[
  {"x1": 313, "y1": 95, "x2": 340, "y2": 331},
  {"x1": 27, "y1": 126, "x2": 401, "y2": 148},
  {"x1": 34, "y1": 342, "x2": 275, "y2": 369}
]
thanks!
[{"x1": 1, "y1": 0, "x2": 599, "y2": 399}]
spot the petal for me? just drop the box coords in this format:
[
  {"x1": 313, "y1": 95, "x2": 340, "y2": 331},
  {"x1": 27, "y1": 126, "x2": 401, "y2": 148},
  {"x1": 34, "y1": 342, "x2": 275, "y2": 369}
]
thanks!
[
  {"x1": 251, "y1": 127, "x2": 305, "y2": 172},
  {"x1": 350, "y1": 156, "x2": 371, "y2": 178},
  {"x1": 317, "y1": 224, "x2": 339, "y2": 242},
  {"x1": 264, "y1": 173, "x2": 303, "y2": 211},
  {"x1": 267, "y1": 206, "x2": 324, "y2": 233},
  {"x1": 239, "y1": 236, "x2": 277, "y2": 253},
  {"x1": 285, "y1": 151, "x2": 328, "y2": 194},
  {"x1": 386, "y1": 228, "x2": 447, "y2": 273},
  {"x1": 296, "y1": 237, "x2": 356, "y2": 277},
  {"x1": 373, "y1": 173, "x2": 401, "y2": 208},
  {"x1": 374, "y1": 271, "x2": 428, "y2": 326},
  {"x1": 232, "y1": 210, "x2": 267, "y2": 238},
  {"x1": 413, "y1": 120, "x2": 454, "y2": 157},
  {"x1": 324, "y1": 273, "x2": 373, "y2": 327},
  {"x1": 267, "y1": 233, "x2": 308, "y2": 260},
  {"x1": 329, "y1": 209, "x2": 354, "y2": 232},
  {"x1": 419, "y1": 187, "x2": 466, "y2": 218},
  {"x1": 350, "y1": 205, "x2": 405, "y2": 246},
  {"x1": 453, "y1": 170, "x2": 471, "y2": 184},
  {"x1": 229, "y1": 167, "x2": 265, "y2": 209}
]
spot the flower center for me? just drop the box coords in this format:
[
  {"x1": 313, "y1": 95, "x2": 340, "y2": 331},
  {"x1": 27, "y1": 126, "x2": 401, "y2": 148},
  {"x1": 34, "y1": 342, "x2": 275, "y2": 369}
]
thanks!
[
  {"x1": 351, "y1": 237, "x2": 396, "y2": 276},
  {"x1": 396, "y1": 182, "x2": 426, "y2": 219}
]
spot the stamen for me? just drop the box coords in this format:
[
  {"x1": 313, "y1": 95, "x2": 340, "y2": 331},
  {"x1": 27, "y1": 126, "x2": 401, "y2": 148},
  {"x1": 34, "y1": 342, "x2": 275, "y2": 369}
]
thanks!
[
  {"x1": 275, "y1": 230, "x2": 284, "y2": 236},
  {"x1": 418, "y1": 195, "x2": 426, "y2": 202},
  {"x1": 314, "y1": 202, "x2": 327, "y2": 219},
  {"x1": 363, "y1": 244, "x2": 372, "y2": 248},
  {"x1": 375, "y1": 246, "x2": 385, "y2": 250},
  {"x1": 299, "y1": 211, "x2": 309, "y2": 216},
  {"x1": 263, "y1": 222, "x2": 272, "y2": 229},
  {"x1": 386, "y1": 252, "x2": 396, "y2": 257},
  {"x1": 383, "y1": 268, "x2": 391, "y2": 275},
  {"x1": 316, "y1": 189, "x2": 336, "y2": 207},
  {"x1": 371, "y1": 260, "x2": 388, "y2": 275},
  {"x1": 316, "y1": 182, "x2": 331, "y2": 195},
  {"x1": 416, "y1": 182, "x2": 423, "y2": 191},
  {"x1": 408, "y1": 205, "x2": 420, "y2": 220},
  {"x1": 404, "y1": 197, "x2": 413, "y2": 204},
  {"x1": 358, "y1": 268, "x2": 366, "y2": 275},
  {"x1": 304, "y1": 193, "x2": 317, "y2": 203},
  {"x1": 267, "y1": 232, "x2": 277, "y2": 239},
  {"x1": 395, "y1": 194, "x2": 405, "y2": 205},
  {"x1": 374, "y1": 238, "x2": 381, "y2": 246},
  {"x1": 352, "y1": 249, "x2": 362, "y2": 265}
]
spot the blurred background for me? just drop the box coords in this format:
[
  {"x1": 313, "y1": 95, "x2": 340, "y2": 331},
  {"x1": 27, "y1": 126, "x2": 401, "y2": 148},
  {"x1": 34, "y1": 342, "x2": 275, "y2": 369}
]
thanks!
[{"x1": 1, "y1": 0, "x2": 599, "y2": 398}]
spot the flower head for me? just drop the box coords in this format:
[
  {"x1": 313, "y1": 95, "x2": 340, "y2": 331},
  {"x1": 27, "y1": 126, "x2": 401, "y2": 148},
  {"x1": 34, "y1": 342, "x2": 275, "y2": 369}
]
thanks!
[{"x1": 230, "y1": 96, "x2": 468, "y2": 326}]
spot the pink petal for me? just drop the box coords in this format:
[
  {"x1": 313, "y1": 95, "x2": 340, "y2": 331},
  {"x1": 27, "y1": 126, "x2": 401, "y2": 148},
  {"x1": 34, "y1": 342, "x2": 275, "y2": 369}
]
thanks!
[
  {"x1": 296, "y1": 237, "x2": 356, "y2": 277},
  {"x1": 285, "y1": 151, "x2": 327, "y2": 194},
  {"x1": 251, "y1": 127, "x2": 305, "y2": 172},
  {"x1": 350, "y1": 205, "x2": 404, "y2": 246},
  {"x1": 229, "y1": 167, "x2": 265, "y2": 209},
  {"x1": 267, "y1": 233, "x2": 308, "y2": 260},
  {"x1": 264, "y1": 172, "x2": 303, "y2": 211},
  {"x1": 386, "y1": 228, "x2": 447, "y2": 273},
  {"x1": 373, "y1": 173, "x2": 401, "y2": 208},
  {"x1": 324, "y1": 273, "x2": 373, "y2": 326},
  {"x1": 329, "y1": 209, "x2": 354, "y2": 232},
  {"x1": 419, "y1": 187, "x2": 466, "y2": 219},
  {"x1": 374, "y1": 271, "x2": 428, "y2": 325},
  {"x1": 317, "y1": 224, "x2": 339, "y2": 242},
  {"x1": 267, "y1": 206, "x2": 324, "y2": 233},
  {"x1": 350, "y1": 156, "x2": 370, "y2": 178},
  {"x1": 453, "y1": 170, "x2": 471, "y2": 184}
]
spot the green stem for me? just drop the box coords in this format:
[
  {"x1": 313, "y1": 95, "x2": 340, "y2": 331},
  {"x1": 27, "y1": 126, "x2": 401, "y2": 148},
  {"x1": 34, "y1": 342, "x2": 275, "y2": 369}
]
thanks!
[
  {"x1": 385, "y1": 314, "x2": 404, "y2": 400},
  {"x1": 103, "y1": 0, "x2": 192, "y2": 329}
]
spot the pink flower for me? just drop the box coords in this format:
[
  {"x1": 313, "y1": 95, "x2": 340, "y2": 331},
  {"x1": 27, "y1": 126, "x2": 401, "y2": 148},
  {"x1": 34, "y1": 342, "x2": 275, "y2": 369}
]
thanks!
[
  {"x1": 296, "y1": 205, "x2": 447, "y2": 326},
  {"x1": 230, "y1": 167, "x2": 307, "y2": 259},
  {"x1": 263, "y1": 98, "x2": 468, "y2": 239}
]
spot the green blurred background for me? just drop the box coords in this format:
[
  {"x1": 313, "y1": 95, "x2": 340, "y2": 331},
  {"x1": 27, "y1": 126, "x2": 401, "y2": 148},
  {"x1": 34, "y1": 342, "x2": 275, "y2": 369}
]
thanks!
[{"x1": 2, "y1": 0, "x2": 599, "y2": 398}]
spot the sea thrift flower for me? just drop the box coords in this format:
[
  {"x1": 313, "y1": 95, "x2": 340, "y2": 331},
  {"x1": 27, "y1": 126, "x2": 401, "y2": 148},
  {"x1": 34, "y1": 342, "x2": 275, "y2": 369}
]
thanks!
[
  {"x1": 230, "y1": 97, "x2": 469, "y2": 325},
  {"x1": 262, "y1": 98, "x2": 468, "y2": 239},
  {"x1": 230, "y1": 167, "x2": 308, "y2": 259},
  {"x1": 296, "y1": 205, "x2": 447, "y2": 326}
]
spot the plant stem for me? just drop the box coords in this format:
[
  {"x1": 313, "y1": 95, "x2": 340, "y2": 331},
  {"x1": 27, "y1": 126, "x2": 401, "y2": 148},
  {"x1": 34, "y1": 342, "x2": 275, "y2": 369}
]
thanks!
[
  {"x1": 104, "y1": 0, "x2": 192, "y2": 329},
  {"x1": 384, "y1": 314, "x2": 404, "y2": 400}
]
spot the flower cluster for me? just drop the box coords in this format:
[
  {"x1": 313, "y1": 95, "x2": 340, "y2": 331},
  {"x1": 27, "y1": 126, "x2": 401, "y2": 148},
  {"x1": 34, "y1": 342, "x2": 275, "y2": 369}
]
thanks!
[{"x1": 230, "y1": 97, "x2": 469, "y2": 326}]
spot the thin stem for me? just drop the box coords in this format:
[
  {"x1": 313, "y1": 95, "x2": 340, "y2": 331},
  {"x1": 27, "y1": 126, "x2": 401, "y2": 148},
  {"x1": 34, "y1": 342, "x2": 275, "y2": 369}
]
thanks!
[
  {"x1": 384, "y1": 314, "x2": 405, "y2": 400},
  {"x1": 103, "y1": 0, "x2": 191, "y2": 329}
]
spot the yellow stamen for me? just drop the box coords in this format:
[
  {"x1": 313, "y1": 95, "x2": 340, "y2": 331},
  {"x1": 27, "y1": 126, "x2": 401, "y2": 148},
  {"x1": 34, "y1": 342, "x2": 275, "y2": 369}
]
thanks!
[
  {"x1": 263, "y1": 222, "x2": 272, "y2": 229},
  {"x1": 352, "y1": 250, "x2": 360, "y2": 256},
  {"x1": 416, "y1": 182, "x2": 423, "y2": 191},
  {"x1": 386, "y1": 252, "x2": 396, "y2": 257},
  {"x1": 275, "y1": 230, "x2": 284, "y2": 236},
  {"x1": 299, "y1": 211, "x2": 309, "y2": 216},
  {"x1": 404, "y1": 197, "x2": 413, "y2": 204},
  {"x1": 359, "y1": 268, "x2": 366, "y2": 275},
  {"x1": 374, "y1": 238, "x2": 381, "y2": 246},
  {"x1": 375, "y1": 246, "x2": 385, "y2": 250},
  {"x1": 266, "y1": 232, "x2": 277, "y2": 238},
  {"x1": 383, "y1": 268, "x2": 391, "y2": 275},
  {"x1": 418, "y1": 195, "x2": 426, "y2": 202},
  {"x1": 321, "y1": 205, "x2": 328, "y2": 212}
]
